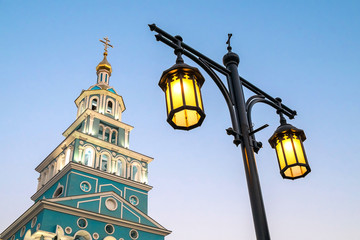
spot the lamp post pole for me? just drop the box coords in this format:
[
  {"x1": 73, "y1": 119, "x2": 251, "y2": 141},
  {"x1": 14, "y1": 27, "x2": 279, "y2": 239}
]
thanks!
[
  {"x1": 149, "y1": 24, "x2": 305, "y2": 240},
  {"x1": 223, "y1": 51, "x2": 270, "y2": 240}
]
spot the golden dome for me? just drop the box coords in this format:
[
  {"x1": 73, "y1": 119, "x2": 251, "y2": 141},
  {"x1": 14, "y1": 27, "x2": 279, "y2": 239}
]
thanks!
[{"x1": 96, "y1": 52, "x2": 112, "y2": 73}]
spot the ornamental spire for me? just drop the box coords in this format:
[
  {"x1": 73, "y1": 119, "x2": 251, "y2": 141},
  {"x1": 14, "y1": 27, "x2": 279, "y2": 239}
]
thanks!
[
  {"x1": 100, "y1": 37, "x2": 113, "y2": 56},
  {"x1": 96, "y1": 37, "x2": 113, "y2": 84}
]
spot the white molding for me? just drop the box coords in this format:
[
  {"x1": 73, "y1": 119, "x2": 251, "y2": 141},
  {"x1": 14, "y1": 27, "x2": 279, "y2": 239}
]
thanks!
[
  {"x1": 36, "y1": 127, "x2": 153, "y2": 173},
  {"x1": 31, "y1": 163, "x2": 152, "y2": 201}
]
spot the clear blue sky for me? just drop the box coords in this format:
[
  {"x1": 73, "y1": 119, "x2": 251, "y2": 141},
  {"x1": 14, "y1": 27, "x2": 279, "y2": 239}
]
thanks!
[{"x1": 1, "y1": 1, "x2": 359, "y2": 239}]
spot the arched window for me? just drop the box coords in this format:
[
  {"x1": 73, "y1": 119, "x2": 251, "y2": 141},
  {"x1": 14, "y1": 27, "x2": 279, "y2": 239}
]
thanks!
[
  {"x1": 101, "y1": 154, "x2": 109, "y2": 172},
  {"x1": 131, "y1": 164, "x2": 140, "y2": 182},
  {"x1": 98, "y1": 126, "x2": 104, "y2": 140},
  {"x1": 91, "y1": 98, "x2": 98, "y2": 111},
  {"x1": 104, "y1": 129, "x2": 110, "y2": 142},
  {"x1": 111, "y1": 130, "x2": 117, "y2": 144},
  {"x1": 106, "y1": 101, "x2": 113, "y2": 114},
  {"x1": 83, "y1": 148, "x2": 94, "y2": 167},
  {"x1": 116, "y1": 160, "x2": 122, "y2": 176}
]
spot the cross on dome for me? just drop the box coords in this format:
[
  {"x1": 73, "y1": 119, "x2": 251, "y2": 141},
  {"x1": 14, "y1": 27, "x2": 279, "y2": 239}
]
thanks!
[{"x1": 100, "y1": 37, "x2": 113, "y2": 55}]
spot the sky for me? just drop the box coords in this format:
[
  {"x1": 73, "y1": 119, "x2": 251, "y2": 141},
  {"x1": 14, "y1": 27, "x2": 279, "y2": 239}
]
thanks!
[{"x1": 0, "y1": 1, "x2": 359, "y2": 239}]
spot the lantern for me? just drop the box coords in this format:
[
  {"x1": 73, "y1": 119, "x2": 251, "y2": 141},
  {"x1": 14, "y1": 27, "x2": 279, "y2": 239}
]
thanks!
[
  {"x1": 268, "y1": 123, "x2": 311, "y2": 179},
  {"x1": 159, "y1": 61, "x2": 206, "y2": 130}
]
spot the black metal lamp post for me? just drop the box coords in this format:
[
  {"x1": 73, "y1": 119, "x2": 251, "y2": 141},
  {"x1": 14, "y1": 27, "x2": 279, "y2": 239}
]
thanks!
[{"x1": 149, "y1": 24, "x2": 310, "y2": 240}]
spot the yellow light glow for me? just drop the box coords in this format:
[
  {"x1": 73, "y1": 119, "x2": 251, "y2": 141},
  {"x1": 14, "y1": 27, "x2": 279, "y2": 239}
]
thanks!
[
  {"x1": 159, "y1": 65, "x2": 205, "y2": 130},
  {"x1": 275, "y1": 134, "x2": 308, "y2": 178}
]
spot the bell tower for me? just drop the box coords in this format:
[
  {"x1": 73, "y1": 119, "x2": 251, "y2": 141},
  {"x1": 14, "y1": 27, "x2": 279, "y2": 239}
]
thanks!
[{"x1": 0, "y1": 38, "x2": 171, "y2": 240}]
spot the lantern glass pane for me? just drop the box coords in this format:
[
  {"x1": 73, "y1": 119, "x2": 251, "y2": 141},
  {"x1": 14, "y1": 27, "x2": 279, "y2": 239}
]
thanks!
[
  {"x1": 172, "y1": 109, "x2": 200, "y2": 128},
  {"x1": 275, "y1": 140, "x2": 286, "y2": 170},
  {"x1": 165, "y1": 84, "x2": 171, "y2": 115},
  {"x1": 293, "y1": 135, "x2": 306, "y2": 164},
  {"x1": 169, "y1": 75, "x2": 184, "y2": 109},
  {"x1": 194, "y1": 80, "x2": 203, "y2": 110},
  {"x1": 284, "y1": 165, "x2": 308, "y2": 178},
  {"x1": 183, "y1": 74, "x2": 196, "y2": 107},
  {"x1": 282, "y1": 135, "x2": 297, "y2": 166}
]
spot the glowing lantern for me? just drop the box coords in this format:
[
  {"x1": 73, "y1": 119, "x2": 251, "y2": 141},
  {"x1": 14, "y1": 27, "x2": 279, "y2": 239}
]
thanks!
[
  {"x1": 159, "y1": 61, "x2": 205, "y2": 130},
  {"x1": 269, "y1": 123, "x2": 311, "y2": 179}
]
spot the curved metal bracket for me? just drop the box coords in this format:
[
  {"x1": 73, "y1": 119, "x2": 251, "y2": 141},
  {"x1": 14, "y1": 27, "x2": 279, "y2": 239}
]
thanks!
[{"x1": 246, "y1": 95, "x2": 289, "y2": 153}]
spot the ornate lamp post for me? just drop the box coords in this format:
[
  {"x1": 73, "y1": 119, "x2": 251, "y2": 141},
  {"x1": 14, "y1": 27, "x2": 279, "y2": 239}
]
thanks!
[{"x1": 149, "y1": 24, "x2": 310, "y2": 240}]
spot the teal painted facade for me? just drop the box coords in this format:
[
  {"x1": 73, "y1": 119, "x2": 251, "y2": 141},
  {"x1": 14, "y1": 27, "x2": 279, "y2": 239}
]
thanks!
[{"x1": 0, "y1": 48, "x2": 170, "y2": 240}]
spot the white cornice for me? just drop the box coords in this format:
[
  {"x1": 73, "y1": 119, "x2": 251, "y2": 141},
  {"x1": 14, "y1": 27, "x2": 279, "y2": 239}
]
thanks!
[
  {"x1": 32, "y1": 163, "x2": 153, "y2": 201},
  {"x1": 62, "y1": 109, "x2": 134, "y2": 138},
  {"x1": 0, "y1": 200, "x2": 170, "y2": 239},
  {"x1": 73, "y1": 131, "x2": 153, "y2": 163},
  {"x1": 36, "y1": 129, "x2": 153, "y2": 173},
  {"x1": 74, "y1": 89, "x2": 125, "y2": 113}
]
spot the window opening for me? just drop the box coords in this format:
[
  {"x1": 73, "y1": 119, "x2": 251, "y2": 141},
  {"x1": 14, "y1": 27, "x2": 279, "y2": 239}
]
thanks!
[
  {"x1": 91, "y1": 98, "x2": 98, "y2": 110},
  {"x1": 111, "y1": 131, "x2": 116, "y2": 144},
  {"x1": 101, "y1": 155, "x2": 108, "y2": 171},
  {"x1": 106, "y1": 101, "x2": 113, "y2": 114},
  {"x1": 104, "y1": 129, "x2": 110, "y2": 142},
  {"x1": 116, "y1": 160, "x2": 122, "y2": 176},
  {"x1": 132, "y1": 165, "x2": 139, "y2": 181},
  {"x1": 84, "y1": 148, "x2": 93, "y2": 166},
  {"x1": 98, "y1": 126, "x2": 104, "y2": 140}
]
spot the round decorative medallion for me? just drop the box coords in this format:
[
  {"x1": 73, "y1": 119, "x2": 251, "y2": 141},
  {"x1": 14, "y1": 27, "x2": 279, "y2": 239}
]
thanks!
[
  {"x1": 112, "y1": 152, "x2": 116, "y2": 156},
  {"x1": 80, "y1": 141, "x2": 84, "y2": 145},
  {"x1": 129, "y1": 195, "x2": 139, "y2": 206},
  {"x1": 93, "y1": 233, "x2": 99, "y2": 240},
  {"x1": 80, "y1": 181, "x2": 91, "y2": 192},
  {"x1": 97, "y1": 147, "x2": 101, "y2": 151},
  {"x1": 105, "y1": 198, "x2": 118, "y2": 211},
  {"x1": 65, "y1": 227, "x2": 72, "y2": 234}
]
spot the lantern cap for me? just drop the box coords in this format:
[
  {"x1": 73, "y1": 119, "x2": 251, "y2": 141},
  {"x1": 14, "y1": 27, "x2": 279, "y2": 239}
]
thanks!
[
  {"x1": 268, "y1": 123, "x2": 306, "y2": 148},
  {"x1": 158, "y1": 62, "x2": 205, "y2": 91}
]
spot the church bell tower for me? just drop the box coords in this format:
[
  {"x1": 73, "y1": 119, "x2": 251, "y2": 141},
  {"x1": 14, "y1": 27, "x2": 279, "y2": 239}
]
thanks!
[{"x1": 0, "y1": 38, "x2": 171, "y2": 240}]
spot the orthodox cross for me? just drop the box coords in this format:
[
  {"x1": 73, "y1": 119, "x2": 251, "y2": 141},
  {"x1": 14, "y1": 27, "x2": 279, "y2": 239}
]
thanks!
[
  {"x1": 226, "y1": 33, "x2": 233, "y2": 52},
  {"x1": 100, "y1": 37, "x2": 113, "y2": 54}
]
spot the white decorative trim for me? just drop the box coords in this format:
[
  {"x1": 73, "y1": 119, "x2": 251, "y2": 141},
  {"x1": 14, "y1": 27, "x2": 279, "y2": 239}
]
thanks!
[
  {"x1": 64, "y1": 171, "x2": 98, "y2": 197},
  {"x1": 53, "y1": 183, "x2": 64, "y2": 198},
  {"x1": 32, "y1": 163, "x2": 152, "y2": 201},
  {"x1": 123, "y1": 206, "x2": 141, "y2": 223},
  {"x1": 77, "y1": 198, "x2": 100, "y2": 209},
  {"x1": 20, "y1": 226, "x2": 26, "y2": 237},
  {"x1": 31, "y1": 217, "x2": 37, "y2": 228},
  {"x1": 99, "y1": 184, "x2": 123, "y2": 196},
  {"x1": 124, "y1": 187, "x2": 148, "y2": 199}
]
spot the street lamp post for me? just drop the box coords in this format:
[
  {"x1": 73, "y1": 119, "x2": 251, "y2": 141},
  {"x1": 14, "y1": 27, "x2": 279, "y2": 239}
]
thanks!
[{"x1": 149, "y1": 24, "x2": 310, "y2": 240}]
